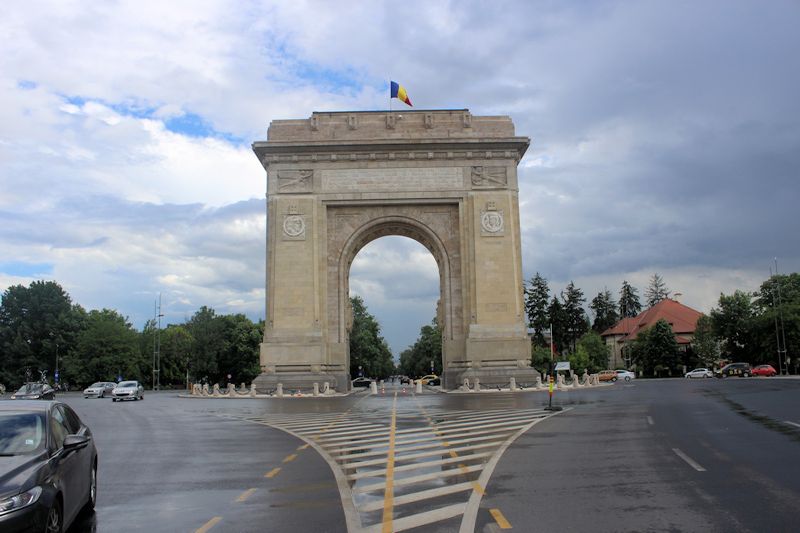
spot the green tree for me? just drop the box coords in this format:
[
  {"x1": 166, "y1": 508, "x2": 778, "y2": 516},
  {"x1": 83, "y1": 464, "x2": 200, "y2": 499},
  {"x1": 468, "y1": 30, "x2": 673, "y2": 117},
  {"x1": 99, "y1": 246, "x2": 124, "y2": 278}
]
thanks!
[
  {"x1": 531, "y1": 345, "x2": 552, "y2": 374},
  {"x1": 562, "y1": 281, "x2": 588, "y2": 353},
  {"x1": 547, "y1": 296, "x2": 568, "y2": 356},
  {"x1": 184, "y1": 306, "x2": 225, "y2": 383},
  {"x1": 752, "y1": 273, "x2": 799, "y2": 372},
  {"x1": 577, "y1": 331, "x2": 611, "y2": 372},
  {"x1": 710, "y1": 290, "x2": 755, "y2": 362},
  {"x1": 524, "y1": 273, "x2": 550, "y2": 347},
  {"x1": 645, "y1": 273, "x2": 671, "y2": 308},
  {"x1": 691, "y1": 314, "x2": 719, "y2": 367},
  {"x1": 630, "y1": 319, "x2": 680, "y2": 376},
  {"x1": 159, "y1": 325, "x2": 194, "y2": 386},
  {"x1": 63, "y1": 309, "x2": 143, "y2": 386},
  {"x1": 590, "y1": 289, "x2": 619, "y2": 334},
  {"x1": 215, "y1": 314, "x2": 262, "y2": 385},
  {"x1": 349, "y1": 296, "x2": 394, "y2": 379},
  {"x1": 398, "y1": 319, "x2": 442, "y2": 378},
  {"x1": 619, "y1": 280, "x2": 642, "y2": 318},
  {"x1": 0, "y1": 281, "x2": 85, "y2": 385}
]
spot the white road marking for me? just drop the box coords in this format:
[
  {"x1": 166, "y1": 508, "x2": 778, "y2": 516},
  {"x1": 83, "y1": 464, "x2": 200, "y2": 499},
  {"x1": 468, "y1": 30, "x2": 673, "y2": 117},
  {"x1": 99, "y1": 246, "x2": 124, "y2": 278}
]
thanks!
[
  {"x1": 672, "y1": 448, "x2": 706, "y2": 471},
  {"x1": 785, "y1": 420, "x2": 800, "y2": 429},
  {"x1": 223, "y1": 405, "x2": 563, "y2": 533}
]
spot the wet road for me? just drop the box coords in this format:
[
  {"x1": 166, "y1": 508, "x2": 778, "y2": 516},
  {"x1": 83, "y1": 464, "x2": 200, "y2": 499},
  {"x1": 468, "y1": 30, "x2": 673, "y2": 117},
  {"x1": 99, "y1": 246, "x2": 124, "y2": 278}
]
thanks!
[{"x1": 56, "y1": 377, "x2": 800, "y2": 532}]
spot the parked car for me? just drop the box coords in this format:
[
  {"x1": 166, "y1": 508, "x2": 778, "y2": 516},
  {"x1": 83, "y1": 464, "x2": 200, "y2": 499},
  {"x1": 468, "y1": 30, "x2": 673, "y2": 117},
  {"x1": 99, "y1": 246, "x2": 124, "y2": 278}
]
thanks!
[
  {"x1": 598, "y1": 370, "x2": 618, "y2": 382},
  {"x1": 615, "y1": 370, "x2": 636, "y2": 382},
  {"x1": 111, "y1": 381, "x2": 144, "y2": 401},
  {"x1": 9, "y1": 383, "x2": 55, "y2": 401},
  {"x1": 751, "y1": 364, "x2": 777, "y2": 377},
  {"x1": 715, "y1": 362, "x2": 752, "y2": 378},
  {"x1": 419, "y1": 374, "x2": 440, "y2": 385},
  {"x1": 685, "y1": 368, "x2": 714, "y2": 379},
  {"x1": 351, "y1": 377, "x2": 373, "y2": 388},
  {"x1": 0, "y1": 400, "x2": 97, "y2": 533},
  {"x1": 83, "y1": 382, "x2": 117, "y2": 398}
]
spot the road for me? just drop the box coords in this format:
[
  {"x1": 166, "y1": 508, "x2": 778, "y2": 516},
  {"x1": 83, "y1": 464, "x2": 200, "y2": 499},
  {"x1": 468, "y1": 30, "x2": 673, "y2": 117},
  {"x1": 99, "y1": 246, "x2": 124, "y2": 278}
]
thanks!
[{"x1": 54, "y1": 377, "x2": 800, "y2": 532}]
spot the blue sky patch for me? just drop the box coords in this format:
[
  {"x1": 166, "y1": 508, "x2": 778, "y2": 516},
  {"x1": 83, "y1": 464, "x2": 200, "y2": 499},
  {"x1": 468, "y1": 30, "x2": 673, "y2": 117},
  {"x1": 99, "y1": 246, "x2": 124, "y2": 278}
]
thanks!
[
  {"x1": 165, "y1": 112, "x2": 243, "y2": 143},
  {"x1": 0, "y1": 261, "x2": 54, "y2": 277},
  {"x1": 18, "y1": 80, "x2": 37, "y2": 90}
]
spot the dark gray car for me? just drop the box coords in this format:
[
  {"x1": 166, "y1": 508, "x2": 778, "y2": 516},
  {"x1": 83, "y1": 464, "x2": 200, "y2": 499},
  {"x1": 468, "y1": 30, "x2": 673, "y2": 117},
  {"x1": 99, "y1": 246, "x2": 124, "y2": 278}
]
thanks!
[{"x1": 0, "y1": 400, "x2": 97, "y2": 532}]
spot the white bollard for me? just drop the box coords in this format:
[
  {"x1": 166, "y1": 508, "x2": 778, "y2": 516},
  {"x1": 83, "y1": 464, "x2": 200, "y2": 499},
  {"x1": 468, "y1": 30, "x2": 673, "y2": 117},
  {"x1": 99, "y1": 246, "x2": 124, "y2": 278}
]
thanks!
[
  {"x1": 416, "y1": 380, "x2": 423, "y2": 393},
  {"x1": 276, "y1": 383, "x2": 283, "y2": 397},
  {"x1": 313, "y1": 382, "x2": 319, "y2": 396},
  {"x1": 461, "y1": 378, "x2": 471, "y2": 391},
  {"x1": 510, "y1": 376, "x2": 517, "y2": 391},
  {"x1": 370, "y1": 381, "x2": 378, "y2": 395},
  {"x1": 474, "y1": 377, "x2": 480, "y2": 392}
]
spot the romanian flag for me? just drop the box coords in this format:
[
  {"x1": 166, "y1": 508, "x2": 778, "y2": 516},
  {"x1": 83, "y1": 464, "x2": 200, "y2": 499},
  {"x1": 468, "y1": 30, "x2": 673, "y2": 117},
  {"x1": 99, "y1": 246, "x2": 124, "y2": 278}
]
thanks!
[{"x1": 390, "y1": 81, "x2": 412, "y2": 106}]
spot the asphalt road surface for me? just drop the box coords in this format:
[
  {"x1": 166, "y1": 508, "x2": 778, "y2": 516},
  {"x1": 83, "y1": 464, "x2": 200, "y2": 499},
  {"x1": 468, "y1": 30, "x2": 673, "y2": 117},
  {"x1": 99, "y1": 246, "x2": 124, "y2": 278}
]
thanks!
[{"x1": 51, "y1": 376, "x2": 800, "y2": 532}]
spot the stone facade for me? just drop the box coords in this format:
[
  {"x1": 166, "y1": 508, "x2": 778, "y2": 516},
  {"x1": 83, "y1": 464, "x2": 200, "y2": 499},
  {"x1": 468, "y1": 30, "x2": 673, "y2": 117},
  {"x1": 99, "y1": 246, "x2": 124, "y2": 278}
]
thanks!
[{"x1": 252, "y1": 110, "x2": 536, "y2": 391}]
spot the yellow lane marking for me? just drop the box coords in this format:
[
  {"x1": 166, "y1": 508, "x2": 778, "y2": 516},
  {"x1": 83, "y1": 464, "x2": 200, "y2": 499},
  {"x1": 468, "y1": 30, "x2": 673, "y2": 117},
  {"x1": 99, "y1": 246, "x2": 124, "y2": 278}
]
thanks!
[
  {"x1": 235, "y1": 488, "x2": 257, "y2": 502},
  {"x1": 381, "y1": 391, "x2": 398, "y2": 533},
  {"x1": 297, "y1": 443, "x2": 310, "y2": 450},
  {"x1": 265, "y1": 467, "x2": 281, "y2": 478},
  {"x1": 194, "y1": 516, "x2": 222, "y2": 533},
  {"x1": 415, "y1": 398, "x2": 487, "y2": 496},
  {"x1": 490, "y1": 508, "x2": 512, "y2": 529},
  {"x1": 282, "y1": 454, "x2": 298, "y2": 463}
]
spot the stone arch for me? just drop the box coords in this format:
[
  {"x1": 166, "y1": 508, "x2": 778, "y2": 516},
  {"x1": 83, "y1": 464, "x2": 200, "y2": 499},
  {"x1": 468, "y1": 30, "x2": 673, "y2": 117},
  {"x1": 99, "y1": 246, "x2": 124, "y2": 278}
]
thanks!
[
  {"x1": 326, "y1": 204, "x2": 464, "y2": 379},
  {"x1": 336, "y1": 215, "x2": 453, "y2": 346}
]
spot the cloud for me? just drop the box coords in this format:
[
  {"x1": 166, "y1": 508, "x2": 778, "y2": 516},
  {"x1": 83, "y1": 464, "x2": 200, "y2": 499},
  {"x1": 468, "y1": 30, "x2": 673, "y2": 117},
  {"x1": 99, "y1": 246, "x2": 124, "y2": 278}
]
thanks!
[{"x1": 1, "y1": 0, "x2": 798, "y2": 357}]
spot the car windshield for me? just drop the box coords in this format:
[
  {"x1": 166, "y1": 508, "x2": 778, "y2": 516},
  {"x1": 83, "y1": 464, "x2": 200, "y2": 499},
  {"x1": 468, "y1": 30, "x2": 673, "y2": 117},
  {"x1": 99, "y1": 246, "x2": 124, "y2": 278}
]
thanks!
[
  {"x1": 0, "y1": 412, "x2": 45, "y2": 455},
  {"x1": 118, "y1": 382, "x2": 137, "y2": 388},
  {"x1": 89, "y1": 382, "x2": 105, "y2": 388},
  {"x1": 15, "y1": 383, "x2": 44, "y2": 394}
]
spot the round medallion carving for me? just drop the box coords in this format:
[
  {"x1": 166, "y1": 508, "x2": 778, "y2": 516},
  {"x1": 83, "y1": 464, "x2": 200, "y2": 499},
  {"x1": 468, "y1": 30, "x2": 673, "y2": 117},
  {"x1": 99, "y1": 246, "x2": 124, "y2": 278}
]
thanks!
[
  {"x1": 481, "y1": 211, "x2": 504, "y2": 233},
  {"x1": 283, "y1": 215, "x2": 305, "y2": 237}
]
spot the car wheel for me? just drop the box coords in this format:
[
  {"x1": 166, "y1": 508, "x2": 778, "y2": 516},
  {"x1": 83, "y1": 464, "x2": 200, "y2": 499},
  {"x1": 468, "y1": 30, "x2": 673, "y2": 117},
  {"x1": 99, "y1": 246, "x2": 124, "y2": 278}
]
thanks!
[
  {"x1": 611, "y1": 377, "x2": 617, "y2": 382},
  {"x1": 100, "y1": 391, "x2": 105, "y2": 398},
  {"x1": 112, "y1": 398, "x2": 117, "y2": 402},
  {"x1": 743, "y1": 372, "x2": 750, "y2": 377},
  {"x1": 45, "y1": 499, "x2": 62, "y2": 533},
  {"x1": 625, "y1": 376, "x2": 631, "y2": 382},
  {"x1": 85, "y1": 461, "x2": 97, "y2": 511}
]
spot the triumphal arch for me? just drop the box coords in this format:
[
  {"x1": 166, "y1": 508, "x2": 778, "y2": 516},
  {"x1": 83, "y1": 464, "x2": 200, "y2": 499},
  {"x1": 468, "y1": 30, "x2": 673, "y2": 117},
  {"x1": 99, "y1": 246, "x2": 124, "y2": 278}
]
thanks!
[{"x1": 252, "y1": 110, "x2": 537, "y2": 391}]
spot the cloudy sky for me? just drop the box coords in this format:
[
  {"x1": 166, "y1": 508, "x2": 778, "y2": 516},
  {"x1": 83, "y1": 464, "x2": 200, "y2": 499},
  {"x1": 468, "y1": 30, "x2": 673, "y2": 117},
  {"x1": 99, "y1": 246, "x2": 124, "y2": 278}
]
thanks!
[{"x1": 2, "y1": 0, "x2": 798, "y2": 356}]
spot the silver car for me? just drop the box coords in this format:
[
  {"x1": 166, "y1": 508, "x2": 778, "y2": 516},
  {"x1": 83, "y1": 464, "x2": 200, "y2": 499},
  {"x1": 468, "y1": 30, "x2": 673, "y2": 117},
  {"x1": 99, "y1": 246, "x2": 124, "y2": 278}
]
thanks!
[
  {"x1": 83, "y1": 381, "x2": 116, "y2": 398},
  {"x1": 685, "y1": 368, "x2": 713, "y2": 379},
  {"x1": 111, "y1": 381, "x2": 144, "y2": 401}
]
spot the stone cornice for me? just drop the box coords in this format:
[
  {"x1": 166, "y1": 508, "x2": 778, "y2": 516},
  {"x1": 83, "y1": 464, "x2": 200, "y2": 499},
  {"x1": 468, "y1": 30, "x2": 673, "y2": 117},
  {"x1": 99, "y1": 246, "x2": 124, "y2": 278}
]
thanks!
[{"x1": 252, "y1": 138, "x2": 530, "y2": 168}]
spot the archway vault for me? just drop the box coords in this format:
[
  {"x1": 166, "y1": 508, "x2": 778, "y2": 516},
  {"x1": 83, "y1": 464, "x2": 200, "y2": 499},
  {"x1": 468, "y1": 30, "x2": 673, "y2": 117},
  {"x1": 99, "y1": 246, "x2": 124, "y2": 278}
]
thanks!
[
  {"x1": 252, "y1": 109, "x2": 538, "y2": 391},
  {"x1": 332, "y1": 208, "x2": 461, "y2": 374}
]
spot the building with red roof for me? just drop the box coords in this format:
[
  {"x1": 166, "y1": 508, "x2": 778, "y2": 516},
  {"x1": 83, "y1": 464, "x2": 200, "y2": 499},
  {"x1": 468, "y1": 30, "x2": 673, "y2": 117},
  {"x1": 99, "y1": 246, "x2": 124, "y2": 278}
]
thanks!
[{"x1": 601, "y1": 298, "x2": 704, "y2": 369}]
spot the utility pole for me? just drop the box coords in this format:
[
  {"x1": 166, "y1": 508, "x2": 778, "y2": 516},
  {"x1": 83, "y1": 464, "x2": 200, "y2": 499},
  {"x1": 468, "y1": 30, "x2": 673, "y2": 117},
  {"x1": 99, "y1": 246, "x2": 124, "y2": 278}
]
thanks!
[
  {"x1": 157, "y1": 293, "x2": 163, "y2": 390},
  {"x1": 773, "y1": 259, "x2": 788, "y2": 375}
]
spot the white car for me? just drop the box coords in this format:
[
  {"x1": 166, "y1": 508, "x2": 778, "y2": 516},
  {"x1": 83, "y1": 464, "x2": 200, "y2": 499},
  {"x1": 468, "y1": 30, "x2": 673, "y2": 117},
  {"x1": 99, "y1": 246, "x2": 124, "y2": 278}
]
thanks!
[
  {"x1": 84, "y1": 381, "x2": 117, "y2": 398},
  {"x1": 615, "y1": 370, "x2": 636, "y2": 382},
  {"x1": 112, "y1": 380, "x2": 144, "y2": 401},
  {"x1": 685, "y1": 368, "x2": 713, "y2": 379}
]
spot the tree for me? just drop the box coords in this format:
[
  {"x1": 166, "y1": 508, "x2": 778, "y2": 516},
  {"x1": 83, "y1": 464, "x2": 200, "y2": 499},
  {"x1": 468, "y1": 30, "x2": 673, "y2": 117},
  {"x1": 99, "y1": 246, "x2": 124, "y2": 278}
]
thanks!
[
  {"x1": 577, "y1": 331, "x2": 611, "y2": 372},
  {"x1": 63, "y1": 309, "x2": 143, "y2": 386},
  {"x1": 619, "y1": 280, "x2": 642, "y2": 318},
  {"x1": 710, "y1": 290, "x2": 755, "y2": 362},
  {"x1": 562, "y1": 281, "x2": 588, "y2": 353},
  {"x1": 349, "y1": 296, "x2": 394, "y2": 379},
  {"x1": 691, "y1": 314, "x2": 719, "y2": 367},
  {"x1": 547, "y1": 296, "x2": 568, "y2": 357},
  {"x1": 398, "y1": 320, "x2": 442, "y2": 378},
  {"x1": 630, "y1": 319, "x2": 679, "y2": 376},
  {"x1": 752, "y1": 273, "x2": 799, "y2": 372},
  {"x1": 0, "y1": 281, "x2": 85, "y2": 386},
  {"x1": 159, "y1": 325, "x2": 194, "y2": 386},
  {"x1": 589, "y1": 289, "x2": 619, "y2": 334},
  {"x1": 645, "y1": 273, "x2": 671, "y2": 308},
  {"x1": 184, "y1": 306, "x2": 226, "y2": 383},
  {"x1": 531, "y1": 345, "x2": 552, "y2": 374},
  {"x1": 524, "y1": 273, "x2": 550, "y2": 347}
]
